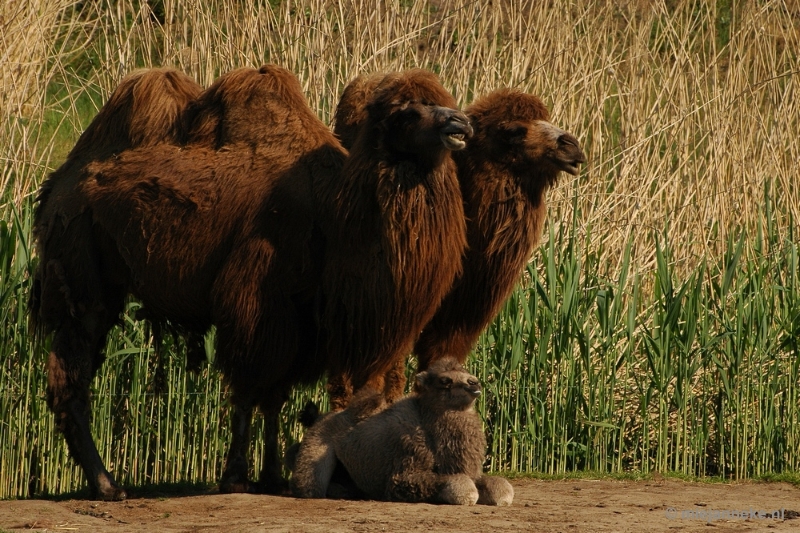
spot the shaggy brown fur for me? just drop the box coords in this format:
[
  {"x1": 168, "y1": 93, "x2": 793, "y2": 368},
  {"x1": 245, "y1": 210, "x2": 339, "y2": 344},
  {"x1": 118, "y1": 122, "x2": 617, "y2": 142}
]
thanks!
[
  {"x1": 329, "y1": 81, "x2": 586, "y2": 403},
  {"x1": 32, "y1": 67, "x2": 201, "y2": 246},
  {"x1": 182, "y1": 65, "x2": 322, "y2": 149},
  {"x1": 320, "y1": 69, "x2": 470, "y2": 410},
  {"x1": 414, "y1": 88, "x2": 586, "y2": 369},
  {"x1": 30, "y1": 66, "x2": 471, "y2": 500},
  {"x1": 293, "y1": 358, "x2": 513, "y2": 505},
  {"x1": 330, "y1": 72, "x2": 384, "y2": 149}
]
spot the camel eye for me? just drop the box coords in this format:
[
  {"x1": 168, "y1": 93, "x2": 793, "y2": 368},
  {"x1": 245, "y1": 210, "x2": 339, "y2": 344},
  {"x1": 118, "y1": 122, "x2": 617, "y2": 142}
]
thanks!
[
  {"x1": 499, "y1": 122, "x2": 528, "y2": 144},
  {"x1": 439, "y1": 377, "x2": 452, "y2": 387},
  {"x1": 398, "y1": 107, "x2": 421, "y2": 121}
]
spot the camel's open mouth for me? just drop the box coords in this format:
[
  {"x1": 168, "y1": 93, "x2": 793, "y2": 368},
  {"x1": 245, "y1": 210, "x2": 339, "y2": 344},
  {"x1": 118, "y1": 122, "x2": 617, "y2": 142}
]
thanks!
[
  {"x1": 554, "y1": 132, "x2": 587, "y2": 175},
  {"x1": 441, "y1": 132, "x2": 467, "y2": 150},
  {"x1": 560, "y1": 160, "x2": 583, "y2": 176}
]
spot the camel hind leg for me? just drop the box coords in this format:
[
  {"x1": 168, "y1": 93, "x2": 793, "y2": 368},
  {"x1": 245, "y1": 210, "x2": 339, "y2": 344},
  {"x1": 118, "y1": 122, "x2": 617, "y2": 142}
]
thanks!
[
  {"x1": 219, "y1": 403, "x2": 256, "y2": 494},
  {"x1": 217, "y1": 393, "x2": 290, "y2": 495},
  {"x1": 36, "y1": 213, "x2": 128, "y2": 500},
  {"x1": 257, "y1": 398, "x2": 290, "y2": 494},
  {"x1": 45, "y1": 300, "x2": 125, "y2": 500}
]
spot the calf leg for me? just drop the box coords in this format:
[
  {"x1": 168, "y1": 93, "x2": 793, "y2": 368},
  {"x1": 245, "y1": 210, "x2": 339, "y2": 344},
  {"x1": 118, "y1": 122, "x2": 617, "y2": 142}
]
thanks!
[
  {"x1": 290, "y1": 406, "x2": 368, "y2": 499},
  {"x1": 439, "y1": 474, "x2": 480, "y2": 505},
  {"x1": 388, "y1": 470, "x2": 478, "y2": 505},
  {"x1": 475, "y1": 475, "x2": 514, "y2": 506}
]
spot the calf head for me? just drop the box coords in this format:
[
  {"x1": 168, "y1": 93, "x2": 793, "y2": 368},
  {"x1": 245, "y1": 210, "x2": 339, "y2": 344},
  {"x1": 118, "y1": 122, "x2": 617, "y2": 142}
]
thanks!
[{"x1": 414, "y1": 357, "x2": 482, "y2": 412}]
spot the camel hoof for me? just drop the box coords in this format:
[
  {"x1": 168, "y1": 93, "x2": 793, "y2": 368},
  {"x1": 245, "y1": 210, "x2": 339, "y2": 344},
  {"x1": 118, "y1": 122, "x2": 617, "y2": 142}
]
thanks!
[
  {"x1": 92, "y1": 484, "x2": 127, "y2": 501},
  {"x1": 219, "y1": 478, "x2": 258, "y2": 494},
  {"x1": 257, "y1": 474, "x2": 290, "y2": 495},
  {"x1": 91, "y1": 474, "x2": 127, "y2": 501}
]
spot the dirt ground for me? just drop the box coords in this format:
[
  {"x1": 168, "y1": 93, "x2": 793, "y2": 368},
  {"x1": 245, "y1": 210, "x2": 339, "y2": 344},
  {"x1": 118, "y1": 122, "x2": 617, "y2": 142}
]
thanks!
[{"x1": 0, "y1": 479, "x2": 798, "y2": 533}]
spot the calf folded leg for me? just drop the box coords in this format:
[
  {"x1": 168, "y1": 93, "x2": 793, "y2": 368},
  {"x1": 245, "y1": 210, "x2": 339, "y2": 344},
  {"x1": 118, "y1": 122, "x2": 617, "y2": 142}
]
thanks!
[
  {"x1": 475, "y1": 475, "x2": 514, "y2": 506},
  {"x1": 388, "y1": 470, "x2": 478, "y2": 505},
  {"x1": 289, "y1": 423, "x2": 338, "y2": 498}
]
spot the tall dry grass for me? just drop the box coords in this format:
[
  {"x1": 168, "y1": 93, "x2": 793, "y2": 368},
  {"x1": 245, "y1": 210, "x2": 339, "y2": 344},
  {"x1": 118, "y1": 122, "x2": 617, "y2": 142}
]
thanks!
[
  {"x1": 0, "y1": 0, "x2": 88, "y2": 204},
  {"x1": 4, "y1": 0, "x2": 799, "y2": 269}
]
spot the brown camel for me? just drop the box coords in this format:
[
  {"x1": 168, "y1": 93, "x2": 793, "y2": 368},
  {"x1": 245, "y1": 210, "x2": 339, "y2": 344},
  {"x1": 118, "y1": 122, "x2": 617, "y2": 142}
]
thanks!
[{"x1": 328, "y1": 78, "x2": 586, "y2": 407}]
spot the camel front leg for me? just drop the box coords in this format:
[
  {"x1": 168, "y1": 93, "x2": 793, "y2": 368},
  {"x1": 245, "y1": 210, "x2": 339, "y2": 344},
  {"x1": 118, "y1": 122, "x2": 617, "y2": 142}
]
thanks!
[
  {"x1": 219, "y1": 404, "x2": 256, "y2": 493},
  {"x1": 257, "y1": 396, "x2": 290, "y2": 494}
]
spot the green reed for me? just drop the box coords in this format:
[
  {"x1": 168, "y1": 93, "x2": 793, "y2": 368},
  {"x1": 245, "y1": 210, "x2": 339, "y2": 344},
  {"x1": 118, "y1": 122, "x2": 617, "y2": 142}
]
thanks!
[
  {"x1": 2, "y1": 184, "x2": 799, "y2": 498},
  {"x1": 475, "y1": 184, "x2": 800, "y2": 479}
]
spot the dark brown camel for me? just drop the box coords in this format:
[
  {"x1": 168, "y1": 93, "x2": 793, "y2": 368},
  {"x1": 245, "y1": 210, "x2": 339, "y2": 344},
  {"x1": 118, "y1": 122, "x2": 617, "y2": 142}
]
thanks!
[
  {"x1": 30, "y1": 65, "x2": 471, "y2": 500},
  {"x1": 320, "y1": 69, "x2": 469, "y2": 411}
]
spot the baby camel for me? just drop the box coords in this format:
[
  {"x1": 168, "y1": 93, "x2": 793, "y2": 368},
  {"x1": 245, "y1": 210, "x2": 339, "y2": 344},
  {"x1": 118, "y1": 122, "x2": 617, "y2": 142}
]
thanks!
[{"x1": 291, "y1": 358, "x2": 513, "y2": 505}]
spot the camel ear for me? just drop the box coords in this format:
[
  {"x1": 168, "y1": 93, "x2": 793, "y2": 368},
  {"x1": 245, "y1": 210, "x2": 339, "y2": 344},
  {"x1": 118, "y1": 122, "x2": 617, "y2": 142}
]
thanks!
[
  {"x1": 498, "y1": 121, "x2": 528, "y2": 144},
  {"x1": 414, "y1": 370, "x2": 430, "y2": 392}
]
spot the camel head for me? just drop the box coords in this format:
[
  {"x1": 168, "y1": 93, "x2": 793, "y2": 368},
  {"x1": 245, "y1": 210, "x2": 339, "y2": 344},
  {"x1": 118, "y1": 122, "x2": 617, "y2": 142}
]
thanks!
[
  {"x1": 364, "y1": 69, "x2": 473, "y2": 166},
  {"x1": 466, "y1": 88, "x2": 586, "y2": 188},
  {"x1": 414, "y1": 357, "x2": 482, "y2": 412},
  {"x1": 510, "y1": 120, "x2": 586, "y2": 177}
]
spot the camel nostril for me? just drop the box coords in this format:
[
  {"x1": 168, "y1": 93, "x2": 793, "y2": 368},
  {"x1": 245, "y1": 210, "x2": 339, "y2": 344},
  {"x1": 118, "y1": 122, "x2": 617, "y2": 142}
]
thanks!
[
  {"x1": 434, "y1": 107, "x2": 474, "y2": 138},
  {"x1": 441, "y1": 117, "x2": 472, "y2": 136},
  {"x1": 450, "y1": 115, "x2": 474, "y2": 138}
]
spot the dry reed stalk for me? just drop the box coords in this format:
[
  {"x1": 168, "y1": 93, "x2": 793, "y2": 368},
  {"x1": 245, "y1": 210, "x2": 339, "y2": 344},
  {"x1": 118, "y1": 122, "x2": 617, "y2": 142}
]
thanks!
[{"x1": 0, "y1": 0, "x2": 89, "y2": 205}]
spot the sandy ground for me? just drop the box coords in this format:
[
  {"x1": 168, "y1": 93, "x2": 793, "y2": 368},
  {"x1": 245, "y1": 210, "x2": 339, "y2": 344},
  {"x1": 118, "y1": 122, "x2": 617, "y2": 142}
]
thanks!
[{"x1": 0, "y1": 479, "x2": 798, "y2": 533}]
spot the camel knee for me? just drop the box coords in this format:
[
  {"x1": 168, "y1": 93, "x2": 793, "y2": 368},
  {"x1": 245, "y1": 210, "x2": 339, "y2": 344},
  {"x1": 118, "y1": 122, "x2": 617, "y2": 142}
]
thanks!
[
  {"x1": 381, "y1": 359, "x2": 407, "y2": 403},
  {"x1": 327, "y1": 373, "x2": 354, "y2": 411},
  {"x1": 45, "y1": 344, "x2": 91, "y2": 416}
]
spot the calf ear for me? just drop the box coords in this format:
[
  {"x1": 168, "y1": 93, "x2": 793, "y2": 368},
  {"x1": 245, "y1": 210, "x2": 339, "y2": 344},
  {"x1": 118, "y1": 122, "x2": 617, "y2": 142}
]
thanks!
[
  {"x1": 498, "y1": 121, "x2": 528, "y2": 144},
  {"x1": 414, "y1": 370, "x2": 430, "y2": 393}
]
